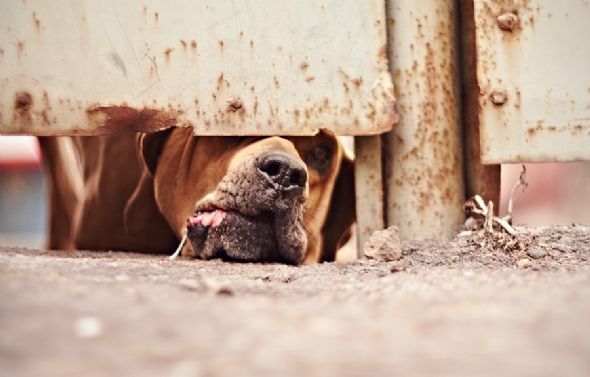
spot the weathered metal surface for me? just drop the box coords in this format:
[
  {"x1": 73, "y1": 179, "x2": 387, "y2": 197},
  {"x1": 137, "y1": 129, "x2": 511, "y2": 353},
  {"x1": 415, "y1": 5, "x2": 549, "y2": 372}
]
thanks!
[
  {"x1": 0, "y1": 0, "x2": 396, "y2": 136},
  {"x1": 474, "y1": 0, "x2": 590, "y2": 163},
  {"x1": 383, "y1": 0, "x2": 465, "y2": 239},
  {"x1": 354, "y1": 135, "x2": 384, "y2": 257},
  {"x1": 458, "y1": 0, "x2": 501, "y2": 209}
]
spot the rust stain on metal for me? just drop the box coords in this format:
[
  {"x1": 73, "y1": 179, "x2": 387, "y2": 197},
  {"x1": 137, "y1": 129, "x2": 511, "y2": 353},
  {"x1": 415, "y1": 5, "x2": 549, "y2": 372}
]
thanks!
[
  {"x1": 154, "y1": 12, "x2": 159, "y2": 23},
  {"x1": 163, "y1": 47, "x2": 173, "y2": 61},
  {"x1": 300, "y1": 62, "x2": 309, "y2": 71},
  {"x1": 179, "y1": 39, "x2": 187, "y2": 50},
  {"x1": 16, "y1": 40, "x2": 25, "y2": 58},
  {"x1": 85, "y1": 105, "x2": 179, "y2": 133},
  {"x1": 32, "y1": 12, "x2": 41, "y2": 32},
  {"x1": 190, "y1": 40, "x2": 197, "y2": 50},
  {"x1": 40, "y1": 110, "x2": 50, "y2": 125},
  {"x1": 378, "y1": 44, "x2": 387, "y2": 59},
  {"x1": 227, "y1": 98, "x2": 243, "y2": 112},
  {"x1": 14, "y1": 92, "x2": 32, "y2": 113},
  {"x1": 147, "y1": 55, "x2": 158, "y2": 77}
]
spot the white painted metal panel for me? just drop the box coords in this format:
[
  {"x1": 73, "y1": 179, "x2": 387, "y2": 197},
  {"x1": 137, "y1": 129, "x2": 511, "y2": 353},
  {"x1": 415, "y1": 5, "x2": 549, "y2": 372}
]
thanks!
[
  {"x1": 474, "y1": 0, "x2": 590, "y2": 163},
  {"x1": 0, "y1": 0, "x2": 395, "y2": 136}
]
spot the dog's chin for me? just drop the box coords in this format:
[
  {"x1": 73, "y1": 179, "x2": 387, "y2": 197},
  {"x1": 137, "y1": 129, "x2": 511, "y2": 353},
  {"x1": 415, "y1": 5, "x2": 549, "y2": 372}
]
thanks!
[{"x1": 186, "y1": 209, "x2": 305, "y2": 264}]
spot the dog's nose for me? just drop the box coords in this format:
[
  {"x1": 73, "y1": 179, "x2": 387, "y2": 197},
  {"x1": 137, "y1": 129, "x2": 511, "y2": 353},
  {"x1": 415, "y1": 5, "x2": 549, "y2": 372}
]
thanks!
[{"x1": 257, "y1": 152, "x2": 307, "y2": 189}]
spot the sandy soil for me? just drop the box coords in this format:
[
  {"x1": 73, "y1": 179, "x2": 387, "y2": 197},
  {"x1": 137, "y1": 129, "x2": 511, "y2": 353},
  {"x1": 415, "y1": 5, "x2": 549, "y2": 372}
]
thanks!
[{"x1": 1, "y1": 226, "x2": 590, "y2": 377}]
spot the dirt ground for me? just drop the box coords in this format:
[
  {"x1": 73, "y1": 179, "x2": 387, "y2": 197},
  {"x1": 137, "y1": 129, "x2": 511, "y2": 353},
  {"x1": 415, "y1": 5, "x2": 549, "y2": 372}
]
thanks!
[{"x1": 1, "y1": 225, "x2": 590, "y2": 377}]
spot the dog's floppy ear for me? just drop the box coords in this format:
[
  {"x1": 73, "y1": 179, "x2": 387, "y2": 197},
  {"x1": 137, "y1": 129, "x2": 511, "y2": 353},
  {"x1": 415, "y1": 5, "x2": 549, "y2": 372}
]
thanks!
[
  {"x1": 320, "y1": 154, "x2": 356, "y2": 262},
  {"x1": 124, "y1": 129, "x2": 177, "y2": 243}
]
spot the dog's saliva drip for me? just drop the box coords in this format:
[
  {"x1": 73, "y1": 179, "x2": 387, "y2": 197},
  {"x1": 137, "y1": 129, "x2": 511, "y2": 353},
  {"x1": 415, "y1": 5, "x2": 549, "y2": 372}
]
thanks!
[{"x1": 169, "y1": 232, "x2": 187, "y2": 260}]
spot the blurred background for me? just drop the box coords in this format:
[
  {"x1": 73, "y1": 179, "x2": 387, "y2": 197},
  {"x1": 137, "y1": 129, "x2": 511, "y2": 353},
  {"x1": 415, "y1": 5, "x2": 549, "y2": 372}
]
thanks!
[
  {"x1": 0, "y1": 136, "x2": 46, "y2": 248},
  {"x1": 0, "y1": 136, "x2": 589, "y2": 249}
]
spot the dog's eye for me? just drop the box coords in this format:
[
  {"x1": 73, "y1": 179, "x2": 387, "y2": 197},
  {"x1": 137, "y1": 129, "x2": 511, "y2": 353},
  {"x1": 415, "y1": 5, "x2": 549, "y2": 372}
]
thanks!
[{"x1": 307, "y1": 146, "x2": 332, "y2": 172}]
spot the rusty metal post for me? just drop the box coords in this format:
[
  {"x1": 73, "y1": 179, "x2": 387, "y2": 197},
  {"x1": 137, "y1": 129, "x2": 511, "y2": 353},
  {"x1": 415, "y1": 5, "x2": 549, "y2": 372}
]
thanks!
[
  {"x1": 457, "y1": 0, "x2": 501, "y2": 209},
  {"x1": 354, "y1": 135, "x2": 385, "y2": 257},
  {"x1": 382, "y1": 0, "x2": 465, "y2": 239}
]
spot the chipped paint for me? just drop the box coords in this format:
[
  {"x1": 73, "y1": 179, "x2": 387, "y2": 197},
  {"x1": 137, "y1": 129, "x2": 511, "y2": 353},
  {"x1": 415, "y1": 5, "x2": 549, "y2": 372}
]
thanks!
[{"x1": 0, "y1": 0, "x2": 396, "y2": 136}]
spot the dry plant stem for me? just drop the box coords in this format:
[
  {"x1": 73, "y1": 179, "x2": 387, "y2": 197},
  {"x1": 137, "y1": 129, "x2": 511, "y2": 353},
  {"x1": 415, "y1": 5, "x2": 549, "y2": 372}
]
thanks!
[
  {"x1": 474, "y1": 195, "x2": 488, "y2": 215},
  {"x1": 485, "y1": 201, "x2": 494, "y2": 233},
  {"x1": 466, "y1": 194, "x2": 517, "y2": 236},
  {"x1": 506, "y1": 165, "x2": 528, "y2": 224},
  {"x1": 495, "y1": 217, "x2": 517, "y2": 236}
]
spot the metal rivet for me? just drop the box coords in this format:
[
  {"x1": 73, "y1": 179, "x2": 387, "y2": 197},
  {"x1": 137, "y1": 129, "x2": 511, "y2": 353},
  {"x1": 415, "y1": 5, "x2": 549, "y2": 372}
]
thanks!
[
  {"x1": 490, "y1": 90, "x2": 508, "y2": 105},
  {"x1": 497, "y1": 12, "x2": 519, "y2": 32}
]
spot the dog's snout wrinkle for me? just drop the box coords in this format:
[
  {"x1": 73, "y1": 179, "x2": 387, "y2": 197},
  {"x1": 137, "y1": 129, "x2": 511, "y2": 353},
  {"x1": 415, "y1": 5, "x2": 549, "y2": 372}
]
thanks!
[{"x1": 257, "y1": 152, "x2": 307, "y2": 190}]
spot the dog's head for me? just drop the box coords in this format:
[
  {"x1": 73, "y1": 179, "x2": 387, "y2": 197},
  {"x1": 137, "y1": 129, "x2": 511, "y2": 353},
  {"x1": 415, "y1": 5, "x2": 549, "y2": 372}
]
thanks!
[{"x1": 126, "y1": 128, "x2": 354, "y2": 264}]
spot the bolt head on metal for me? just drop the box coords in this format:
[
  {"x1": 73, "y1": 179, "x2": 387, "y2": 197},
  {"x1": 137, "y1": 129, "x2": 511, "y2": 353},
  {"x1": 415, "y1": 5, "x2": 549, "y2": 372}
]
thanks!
[
  {"x1": 497, "y1": 12, "x2": 519, "y2": 32},
  {"x1": 489, "y1": 90, "x2": 508, "y2": 106}
]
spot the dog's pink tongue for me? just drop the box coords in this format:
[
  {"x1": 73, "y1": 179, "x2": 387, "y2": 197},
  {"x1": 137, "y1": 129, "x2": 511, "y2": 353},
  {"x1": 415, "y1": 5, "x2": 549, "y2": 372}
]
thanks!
[{"x1": 188, "y1": 209, "x2": 226, "y2": 228}]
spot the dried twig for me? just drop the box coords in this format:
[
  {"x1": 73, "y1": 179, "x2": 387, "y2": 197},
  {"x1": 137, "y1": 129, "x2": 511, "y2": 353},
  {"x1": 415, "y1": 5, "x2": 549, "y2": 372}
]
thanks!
[
  {"x1": 495, "y1": 216, "x2": 517, "y2": 236},
  {"x1": 465, "y1": 183, "x2": 519, "y2": 236},
  {"x1": 485, "y1": 201, "x2": 494, "y2": 233},
  {"x1": 506, "y1": 165, "x2": 528, "y2": 224},
  {"x1": 474, "y1": 195, "x2": 488, "y2": 215}
]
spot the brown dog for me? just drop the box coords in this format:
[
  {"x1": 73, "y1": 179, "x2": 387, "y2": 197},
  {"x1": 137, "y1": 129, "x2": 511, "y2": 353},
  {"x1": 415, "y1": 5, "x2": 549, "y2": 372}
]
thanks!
[{"x1": 38, "y1": 127, "x2": 355, "y2": 264}]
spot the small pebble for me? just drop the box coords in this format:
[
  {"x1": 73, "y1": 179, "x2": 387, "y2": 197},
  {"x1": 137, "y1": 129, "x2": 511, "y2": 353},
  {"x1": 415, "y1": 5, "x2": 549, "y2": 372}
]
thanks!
[
  {"x1": 531, "y1": 263, "x2": 542, "y2": 271},
  {"x1": 527, "y1": 248, "x2": 547, "y2": 259},
  {"x1": 517, "y1": 258, "x2": 532, "y2": 269},
  {"x1": 75, "y1": 316, "x2": 103, "y2": 339},
  {"x1": 364, "y1": 226, "x2": 402, "y2": 262}
]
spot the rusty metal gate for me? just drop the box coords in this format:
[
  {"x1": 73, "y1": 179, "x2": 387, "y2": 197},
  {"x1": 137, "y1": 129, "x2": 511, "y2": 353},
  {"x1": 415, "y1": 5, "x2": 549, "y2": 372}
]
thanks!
[{"x1": 1, "y1": 0, "x2": 589, "y2": 255}]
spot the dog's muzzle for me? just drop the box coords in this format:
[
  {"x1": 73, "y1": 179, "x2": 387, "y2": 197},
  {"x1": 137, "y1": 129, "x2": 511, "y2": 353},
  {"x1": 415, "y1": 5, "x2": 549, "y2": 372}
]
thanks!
[{"x1": 185, "y1": 151, "x2": 308, "y2": 264}]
